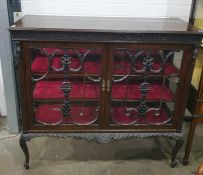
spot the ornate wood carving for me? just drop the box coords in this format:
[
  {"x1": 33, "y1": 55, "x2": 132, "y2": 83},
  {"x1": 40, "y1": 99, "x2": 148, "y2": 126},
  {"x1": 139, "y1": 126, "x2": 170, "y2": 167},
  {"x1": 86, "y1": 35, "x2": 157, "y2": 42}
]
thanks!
[
  {"x1": 10, "y1": 31, "x2": 202, "y2": 44},
  {"x1": 11, "y1": 16, "x2": 203, "y2": 169}
]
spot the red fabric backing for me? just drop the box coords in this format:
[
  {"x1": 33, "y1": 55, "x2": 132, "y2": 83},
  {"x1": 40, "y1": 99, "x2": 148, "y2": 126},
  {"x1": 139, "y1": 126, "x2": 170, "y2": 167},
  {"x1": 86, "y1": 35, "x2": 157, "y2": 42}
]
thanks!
[
  {"x1": 33, "y1": 81, "x2": 174, "y2": 100},
  {"x1": 35, "y1": 104, "x2": 171, "y2": 125},
  {"x1": 35, "y1": 104, "x2": 98, "y2": 125},
  {"x1": 31, "y1": 56, "x2": 178, "y2": 75},
  {"x1": 32, "y1": 48, "x2": 174, "y2": 126},
  {"x1": 111, "y1": 107, "x2": 171, "y2": 125},
  {"x1": 33, "y1": 81, "x2": 100, "y2": 99},
  {"x1": 31, "y1": 56, "x2": 101, "y2": 74},
  {"x1": 112, "y1": 83, "x2": 174, "y2": 100}
]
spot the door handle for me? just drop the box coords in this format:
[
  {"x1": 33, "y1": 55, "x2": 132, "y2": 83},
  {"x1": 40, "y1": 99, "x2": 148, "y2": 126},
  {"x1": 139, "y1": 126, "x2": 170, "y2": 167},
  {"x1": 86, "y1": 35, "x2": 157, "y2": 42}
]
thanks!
[
  {"x1": 102, "y1": 80, "x2": 106, "y2": 92},
  {"x1": 106, "y1": 80, "x2": 111, "y2": 92}
]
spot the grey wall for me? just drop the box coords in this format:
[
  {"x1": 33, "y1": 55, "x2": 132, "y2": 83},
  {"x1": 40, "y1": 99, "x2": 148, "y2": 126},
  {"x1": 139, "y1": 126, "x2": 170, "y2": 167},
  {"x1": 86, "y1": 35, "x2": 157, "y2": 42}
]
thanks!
[
  {"x1": 0, "y1": 59, "x2": 7, "y2": 116},
  {"x1": 0, "y1": 0, "x2": 19, "y2": 133}
]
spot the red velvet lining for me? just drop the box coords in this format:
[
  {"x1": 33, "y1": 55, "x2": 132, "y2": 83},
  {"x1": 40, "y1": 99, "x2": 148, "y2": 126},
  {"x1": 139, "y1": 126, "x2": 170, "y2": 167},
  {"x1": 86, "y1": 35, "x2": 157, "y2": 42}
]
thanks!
[
  {"x1": 31, "y1": 56, "x2": 101, "y2": 74},
  {"x1": 35, "y1": 104, "x2": 65, "y2": 125},
  {"x1": 33, "y1": 81, "x2": 174, "y2": 100},
  {"x1": 31, "y1": 56, "x2": 178, "y2": 75},
  {"x1": 113, "y1": 61, "x2": 179, "y2": 75},
  {"x1": 33, "y1": 81, "x2": 100, "y2": 99},
  {"x1": 112, "y1": 83, "x2": 174, "y2": 100},
  {"x1": 111, "y1": 107, "x2": 171, "y2": 125},
  {"x1": 35, "y1": 104, "x2": 171, "y2": 126},
  {"x1": 31, "y1": 56, "x2": 48, "y2": 73},
  {"x1": 70, "y1": 106, "x2": 99, "y2": 125},
  {"x1": 35, "y1": 104, "x2": 98, "y2": 125}
]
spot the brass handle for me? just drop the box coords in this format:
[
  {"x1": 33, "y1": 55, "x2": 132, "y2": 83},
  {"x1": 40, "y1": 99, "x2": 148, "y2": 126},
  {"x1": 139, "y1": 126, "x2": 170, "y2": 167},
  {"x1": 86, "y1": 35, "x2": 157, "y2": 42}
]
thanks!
[
  {"x1": 107, "y1": 80, "x2": 111, "y2": 92},
  {"x1": 102, "y1": 80, "x2": 105, "y2": 92}
]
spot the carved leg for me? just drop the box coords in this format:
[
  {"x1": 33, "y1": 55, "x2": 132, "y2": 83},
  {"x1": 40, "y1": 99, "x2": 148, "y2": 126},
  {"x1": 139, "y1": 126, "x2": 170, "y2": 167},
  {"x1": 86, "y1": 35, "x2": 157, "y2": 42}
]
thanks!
[
  {"x1": 19, "y1": 134, "x2": 30, "y2": 169},
  {"x1": 183, "y1": 118, "x2": 198, "y2": 165},
  {"x1": 171, "y1": 137, "x2": 184, "y2": 168}
]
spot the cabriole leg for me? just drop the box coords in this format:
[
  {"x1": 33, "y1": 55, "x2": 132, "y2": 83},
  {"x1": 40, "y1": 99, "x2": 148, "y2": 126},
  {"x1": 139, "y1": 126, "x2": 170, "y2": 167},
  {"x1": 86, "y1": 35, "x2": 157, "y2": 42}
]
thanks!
[
  {"x1": 183, "y1": 118, "x2": 198, "y2": 165},
  {"x1": 19, "y1": 134, "x2": 30, "y2": 169},
  {"x1": 171, "y1": 137, "x2": 184, "y2": 168}
]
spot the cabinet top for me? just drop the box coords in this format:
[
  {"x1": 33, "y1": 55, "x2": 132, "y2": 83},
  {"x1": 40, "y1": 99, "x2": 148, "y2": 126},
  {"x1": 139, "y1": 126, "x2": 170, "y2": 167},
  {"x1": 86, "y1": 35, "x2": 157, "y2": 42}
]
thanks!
[{"x1": 9, "y1": 15, "x2": 201, "y2": 34}]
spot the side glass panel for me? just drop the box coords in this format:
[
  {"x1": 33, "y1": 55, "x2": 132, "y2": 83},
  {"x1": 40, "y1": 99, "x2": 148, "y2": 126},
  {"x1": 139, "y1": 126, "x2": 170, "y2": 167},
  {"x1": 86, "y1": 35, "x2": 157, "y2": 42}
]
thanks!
[
  {"x1": 191, "y1": 48, "x2": 203, "y2": 89},
  {"x1": 110, "y1": 48, "x2": 183, "y2": 126},
  {"x1": 30, "y1": 47, "x2": 102, "y2": 126}
]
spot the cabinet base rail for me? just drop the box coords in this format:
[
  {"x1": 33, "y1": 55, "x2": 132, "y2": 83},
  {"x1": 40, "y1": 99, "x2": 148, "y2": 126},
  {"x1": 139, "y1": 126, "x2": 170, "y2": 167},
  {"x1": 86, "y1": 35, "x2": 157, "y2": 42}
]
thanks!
[{"x1": 19, "y1": 132, "x2": 184, "y2": 169}]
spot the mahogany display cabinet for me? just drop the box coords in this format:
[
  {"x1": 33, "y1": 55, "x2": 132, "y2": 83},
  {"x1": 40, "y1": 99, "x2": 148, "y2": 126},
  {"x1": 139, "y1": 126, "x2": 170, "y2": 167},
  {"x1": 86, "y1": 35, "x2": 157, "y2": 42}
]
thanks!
[{"x1": 9, "y1": 15, "x2": 203, "y2": 169}]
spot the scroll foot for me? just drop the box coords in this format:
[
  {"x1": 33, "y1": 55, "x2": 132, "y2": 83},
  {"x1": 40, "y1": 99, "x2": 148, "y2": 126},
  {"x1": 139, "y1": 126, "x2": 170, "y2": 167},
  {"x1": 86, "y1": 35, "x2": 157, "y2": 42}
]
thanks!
[
  {"x1": 19, "y1": 134, "x2": 30, "y2": 169},
  {"x1": 182, "y1": 158, "x2": 189, "y2": 165},
  {"x1": 171, "y1": 137, "x2": 184, "y2": 168}
]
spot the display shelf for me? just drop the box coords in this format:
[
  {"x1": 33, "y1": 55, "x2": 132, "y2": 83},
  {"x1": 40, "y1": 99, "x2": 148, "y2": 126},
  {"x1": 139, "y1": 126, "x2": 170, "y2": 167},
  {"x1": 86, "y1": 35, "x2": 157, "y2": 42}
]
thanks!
[
  {"x1": 111, "y1": 83, "x2": 174, "y2": 101},
  {"x1": 33, "y1": 80, "x2": 174, "y2": 101},
  {"x1": 31, "y1": 53, "x2": 179, "y2": 75},
  {"x1": 112, "y1": 61, "x2": 179, "y2": 75},
  {"x1": 31, "y1": 55, "x2": 102, "y2": 74},
  {"x1": 35, "y1": 104, "x2": 99, "y2": 126},
  {"x1": 33, "y1": 80, "x2": 100, "y2": 99},
  {"x1": 110, "y1": 105, "x2": 172, "y2": 125}
]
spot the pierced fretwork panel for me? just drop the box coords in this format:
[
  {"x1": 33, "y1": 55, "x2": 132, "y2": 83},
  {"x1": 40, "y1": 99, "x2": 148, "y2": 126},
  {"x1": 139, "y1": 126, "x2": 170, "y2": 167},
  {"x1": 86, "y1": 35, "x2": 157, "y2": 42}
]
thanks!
[
  {"x1": 29, "y1": 47, "x2": 103, "y2": 126},
  {"x1": 110, "y1": 48, "x2": 183, "y2": 126},
  {"x1": 112, "y1": 49, "x2": 182, "y2": 81},
  {"x1": 32, "y1": 77, "x2": 101, "y2": 126},
  {"x1": 33, "y1": 102, "x2": 100, "y2": 126},
  {"x1": 30, "y1": 47, "x2": 102, "y2": 82}
]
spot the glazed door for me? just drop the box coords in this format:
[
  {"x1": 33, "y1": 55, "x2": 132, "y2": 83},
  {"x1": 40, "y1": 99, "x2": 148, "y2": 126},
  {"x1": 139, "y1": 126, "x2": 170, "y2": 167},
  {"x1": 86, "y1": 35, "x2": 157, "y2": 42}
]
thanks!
[
  {"x1": 22, "y1": 42, "x2": 106, "y2": 131},
  {"x1": 106, "y1": 44, "x2": 193, "y2": 130}
]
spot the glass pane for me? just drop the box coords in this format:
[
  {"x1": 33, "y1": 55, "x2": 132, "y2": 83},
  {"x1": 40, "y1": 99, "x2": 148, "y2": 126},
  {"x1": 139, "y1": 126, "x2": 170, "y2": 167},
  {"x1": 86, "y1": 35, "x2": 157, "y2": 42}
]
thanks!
[
  {"x1": 191, "y1": 48, "x2": 203, "y2": 89},
  {"x1": 31, "y1": 48, "x2": 102, "y2": 75},
  {"x1": 34, "y1": 102, "x2": 99, "y2": 126},
  {"x1": 30, "y1": 47, "x2": 102, "y2": 126},
  {"x1": 110, "y1": 48, "x2": 183, "y2": 126}
]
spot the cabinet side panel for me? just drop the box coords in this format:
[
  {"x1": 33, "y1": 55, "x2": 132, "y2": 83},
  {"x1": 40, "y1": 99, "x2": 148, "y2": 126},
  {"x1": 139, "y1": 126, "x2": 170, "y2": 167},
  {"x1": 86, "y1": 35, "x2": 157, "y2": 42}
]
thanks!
[{"x1": 175, "y1": 45, "x2": 195, "y2": 130}]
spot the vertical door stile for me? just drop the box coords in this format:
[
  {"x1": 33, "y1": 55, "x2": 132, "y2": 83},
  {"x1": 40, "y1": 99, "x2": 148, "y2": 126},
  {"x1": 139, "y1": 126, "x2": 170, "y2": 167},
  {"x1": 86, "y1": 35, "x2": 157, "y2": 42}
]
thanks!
[
  {"x1": 102, "y1": 44, "x2": 112, "y2": 128},
  {"x1": 100, "y1": 44, "x2": 108, "y2": 129},
  {"x1": 21, "y1": 42, "x2": 30, "y2": 131},
  {"x1": 24, "y1": 42, "x2": 36, "y2": 131}
]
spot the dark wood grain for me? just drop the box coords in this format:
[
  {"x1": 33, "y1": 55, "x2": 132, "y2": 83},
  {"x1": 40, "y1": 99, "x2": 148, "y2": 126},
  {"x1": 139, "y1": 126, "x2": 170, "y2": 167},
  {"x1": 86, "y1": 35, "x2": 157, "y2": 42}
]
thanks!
[
  {"x1": 9, "y1": 15, "x2": 200, "y2": 34},
  {"x1": 12, "y1": 15, "x2": 203, "y2": 168},
  {"x1": 19, "y1": 41, "x2": 198, "y2": 132}
]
